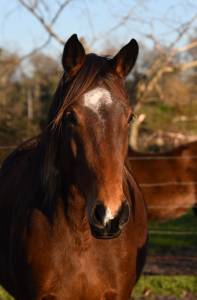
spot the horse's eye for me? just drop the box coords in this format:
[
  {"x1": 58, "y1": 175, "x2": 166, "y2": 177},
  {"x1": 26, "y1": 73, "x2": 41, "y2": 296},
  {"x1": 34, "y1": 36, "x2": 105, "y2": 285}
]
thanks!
[
  {"x1": 65, "y1": 111, "x2": 78, "y2": 126},
  {"x1": 128, "y1": 113, "x2": 136, "y2": 124}
]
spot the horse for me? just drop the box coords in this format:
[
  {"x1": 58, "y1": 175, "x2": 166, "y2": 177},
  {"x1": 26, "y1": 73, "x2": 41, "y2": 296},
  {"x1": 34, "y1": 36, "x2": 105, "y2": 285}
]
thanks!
[
  {"x1": 0, "y1": 34, "x2": 147, "y2": 300},
  {"x1": 128, "y1": 141, "x2": 197, "y2": 221}
]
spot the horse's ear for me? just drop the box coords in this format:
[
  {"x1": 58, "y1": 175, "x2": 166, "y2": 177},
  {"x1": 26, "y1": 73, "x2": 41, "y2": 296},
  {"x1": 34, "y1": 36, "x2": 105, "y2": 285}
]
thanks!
[
  {"x1": 62, "y1": 34, "x2": 86, "y2": 77},
  {"x1": 111, "y1": 39, "x2": 139, "y2": 79}
]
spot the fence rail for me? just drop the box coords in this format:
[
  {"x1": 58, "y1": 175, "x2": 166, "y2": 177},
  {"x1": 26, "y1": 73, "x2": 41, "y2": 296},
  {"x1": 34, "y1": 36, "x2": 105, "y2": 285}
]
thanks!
[
  {"x1": 140, "y1": 181, "x2": 197, "y2": 187},
  {"x1": 1, "y1": 146, "x2": 197, "y2": 188},
  {"x1": 149, "y1": 230, "x2": 197, "y2": 235},
  {"x1": 0, "y1": 146, "x2": 196, "y2": 251},
  {"x1": 0, "y1": 146, "x2": 16, "y2": 149},
  {"x1": 129, "y1": 156, "x2": 197, "y2": 160}
]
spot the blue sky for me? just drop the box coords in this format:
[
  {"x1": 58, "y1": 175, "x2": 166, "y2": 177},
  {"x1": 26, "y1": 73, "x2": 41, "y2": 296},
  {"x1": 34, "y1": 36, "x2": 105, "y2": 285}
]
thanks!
[{"x1": 0, "y1": 0, "x2": 197, "y2": 57}]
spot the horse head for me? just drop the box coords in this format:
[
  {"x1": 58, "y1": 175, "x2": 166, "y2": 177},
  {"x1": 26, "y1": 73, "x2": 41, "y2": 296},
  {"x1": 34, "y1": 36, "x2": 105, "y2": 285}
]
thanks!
[{"x1": 44, "y1": 34, "x2": 138, "y2": 239}]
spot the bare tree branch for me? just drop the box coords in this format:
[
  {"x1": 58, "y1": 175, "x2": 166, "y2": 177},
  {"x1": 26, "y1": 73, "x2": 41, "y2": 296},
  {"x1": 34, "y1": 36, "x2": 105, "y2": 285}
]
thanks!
[
  {"x1": 19, "y1": 35, "x2": 52, "y2": 61},
  {"x1": 18, "y1": 0, "x2": 69, "y2": 45},
  {"x1": 169, "y1": 13, "x2": 197, "y2": 49},
  {"x1": 179, "y1": 60, "x2": 197, "y2": 71},
  {"x1": 173, "y1": 40, "x2": 197, "y2": 55},
  {"x1": 134, "y1": 12, "x2": 197, "y2": 112},
  {"x1": 51, "y1": 0, "x2": 71, "y2": 25},
  {"x1": 84, "y1": 0, "x2": 95, "y2": 45}
]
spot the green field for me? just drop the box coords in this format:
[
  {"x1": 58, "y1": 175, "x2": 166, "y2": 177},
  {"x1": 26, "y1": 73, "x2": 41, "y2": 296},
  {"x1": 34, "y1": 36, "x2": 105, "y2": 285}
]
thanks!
[
  {"x1": 133, "y1": 275, "x2": 197, "y2": 299},
  {"x1": 148, "y1": 210, "x2": 197, "y2": 255}
]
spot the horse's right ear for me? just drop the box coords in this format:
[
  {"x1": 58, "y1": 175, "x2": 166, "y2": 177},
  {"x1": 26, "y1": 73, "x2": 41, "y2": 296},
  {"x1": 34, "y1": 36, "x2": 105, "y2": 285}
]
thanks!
[
  {"x1": 62, "y1": 34, "x2": 86, "y2": 77},
  {"x1": 111, "y1": 39, "x2": 139, "y2": 79}
]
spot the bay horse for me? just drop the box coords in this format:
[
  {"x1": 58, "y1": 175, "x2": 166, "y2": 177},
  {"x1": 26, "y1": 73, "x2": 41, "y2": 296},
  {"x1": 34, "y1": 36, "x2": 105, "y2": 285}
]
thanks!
[
  {"x1": 128, "y1": 141, "x2": 197, "y2": 221},
  {"x1": 0, "y1": 35, "x2": 147, "y2": 300}
]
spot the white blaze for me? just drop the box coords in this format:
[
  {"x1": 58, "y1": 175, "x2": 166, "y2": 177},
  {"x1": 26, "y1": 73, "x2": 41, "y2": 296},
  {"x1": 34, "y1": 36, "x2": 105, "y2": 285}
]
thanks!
[
  {"x1": 84, "y1": 87, "x2": 115, "y2": 225},
  {"x1": 83, "y1": 87, "x2": 112, "y2": 115},
  {"x1": 103, "y1": 207, "x2": 114, "y2": 225}
]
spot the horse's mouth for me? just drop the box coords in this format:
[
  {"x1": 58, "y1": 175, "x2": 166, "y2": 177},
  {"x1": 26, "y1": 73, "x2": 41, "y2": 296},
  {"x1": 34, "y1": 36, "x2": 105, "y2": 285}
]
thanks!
[{"x1": 90, "y1": 224, "x2": 121, "y2": 240}]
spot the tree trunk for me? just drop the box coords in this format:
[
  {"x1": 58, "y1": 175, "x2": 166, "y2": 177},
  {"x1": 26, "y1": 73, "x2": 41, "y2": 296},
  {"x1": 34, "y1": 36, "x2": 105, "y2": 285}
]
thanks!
[{"x1": 129, "y1": 114, "x2": 146, "y2": 150}]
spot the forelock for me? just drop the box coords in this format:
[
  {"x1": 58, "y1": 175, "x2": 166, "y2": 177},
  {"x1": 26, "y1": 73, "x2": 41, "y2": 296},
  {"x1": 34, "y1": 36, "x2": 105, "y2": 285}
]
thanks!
[{"x1": 48, "y1": 54, "x2": 127, "y2": 127}]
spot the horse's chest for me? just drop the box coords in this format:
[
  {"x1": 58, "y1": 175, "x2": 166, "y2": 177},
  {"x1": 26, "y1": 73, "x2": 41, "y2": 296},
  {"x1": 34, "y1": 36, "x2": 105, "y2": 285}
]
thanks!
[{"x1": 25, "y1": 210, "x2": 126, "y2": 299}]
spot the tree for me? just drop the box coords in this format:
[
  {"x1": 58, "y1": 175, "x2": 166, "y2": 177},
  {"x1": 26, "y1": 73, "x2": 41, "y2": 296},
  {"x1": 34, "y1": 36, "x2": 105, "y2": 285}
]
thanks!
[{"x1": 28, "y1": 52, "x2": 61, "y2": 126}]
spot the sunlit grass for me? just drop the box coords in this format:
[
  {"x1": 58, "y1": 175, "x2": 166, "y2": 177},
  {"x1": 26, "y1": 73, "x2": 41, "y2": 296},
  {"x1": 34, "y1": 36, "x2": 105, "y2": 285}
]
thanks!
[
  {"x1": 0, "y1": 286, "x2": 13, "y2": 300},
  {"x1": 132, "y1": 275, "x2": 197, "y2": 299},
  {"x1": 148, "y1": 210, "x2": 197, "y2": 254}
]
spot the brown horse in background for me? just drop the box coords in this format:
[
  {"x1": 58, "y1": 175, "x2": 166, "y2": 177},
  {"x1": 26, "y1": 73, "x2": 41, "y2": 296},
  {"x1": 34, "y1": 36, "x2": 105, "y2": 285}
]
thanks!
[
  {"x1": 0, "y1": 35, "x2": 147, "y2": 300},
  {"x1": 128, "y1": 141, "x2": 197, "y2": 221}
]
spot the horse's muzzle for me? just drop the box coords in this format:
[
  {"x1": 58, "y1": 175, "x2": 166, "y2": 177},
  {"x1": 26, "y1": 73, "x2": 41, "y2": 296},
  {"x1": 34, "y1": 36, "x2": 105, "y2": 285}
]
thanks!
[{"x1": 90, "y1": 201, "x2": 130, "y2": 239}]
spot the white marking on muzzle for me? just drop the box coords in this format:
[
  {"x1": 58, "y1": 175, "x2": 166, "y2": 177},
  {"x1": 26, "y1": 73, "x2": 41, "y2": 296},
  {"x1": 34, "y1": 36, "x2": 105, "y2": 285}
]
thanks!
[
  {"x1": 83, "y1": 87, "x2": 112, "y2": 115},
  {"x1": 104, "y1": 208, "x2": 114, "y2": 226}
]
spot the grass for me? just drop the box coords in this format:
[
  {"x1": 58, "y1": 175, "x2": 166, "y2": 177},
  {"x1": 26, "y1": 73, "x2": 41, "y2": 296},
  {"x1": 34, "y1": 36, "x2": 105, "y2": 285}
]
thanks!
[
  {"x1": 148, "y1": 210, "x2": 197, "y2": 255},
  {"x1": 0, "y1": 287, "x2": 13, "y2": 300},
  {"x1": 131, "y1": 212, "x2": 197, "y2": 298},
  {"x1": 149, "y1": 210, "x2": 197, "y2": 231},
  {"x1": 132, "y1": 275, "x2": 197, "y2": 299}
]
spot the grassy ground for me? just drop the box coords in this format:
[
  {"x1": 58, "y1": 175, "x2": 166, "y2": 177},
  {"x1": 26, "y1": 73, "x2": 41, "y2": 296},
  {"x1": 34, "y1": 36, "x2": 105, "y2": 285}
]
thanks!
[
  {"x1": 148, "y1": 210, "x2": 197, "y2": 255},
  {"x1": 0, "y1": 287, "x2": 13, "y2": 300},
  {"x1": 132, "y1": 275, "x2": 197, "y2": 299},
  {"x1": 132, "y1": 211, "x2": 197, "y2": 299}
]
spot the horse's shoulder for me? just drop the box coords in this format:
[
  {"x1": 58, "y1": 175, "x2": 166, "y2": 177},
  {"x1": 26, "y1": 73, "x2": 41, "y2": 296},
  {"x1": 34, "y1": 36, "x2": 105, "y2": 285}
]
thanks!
[
  {"x1": 170, "y1": 141, "x2": 197, "y2": 157},
  {"x1": 188, "y1": 140, "x2": 197, "y2": 153},
  {"x1": 0, "y1": 136, "x2": 41, "y2": 175}
]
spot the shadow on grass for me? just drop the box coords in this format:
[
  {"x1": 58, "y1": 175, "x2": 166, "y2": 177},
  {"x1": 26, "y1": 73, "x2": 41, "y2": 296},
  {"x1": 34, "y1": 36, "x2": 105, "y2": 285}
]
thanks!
[{"x1": 148, "y1": 211, "x2": 197, "y2": 255}]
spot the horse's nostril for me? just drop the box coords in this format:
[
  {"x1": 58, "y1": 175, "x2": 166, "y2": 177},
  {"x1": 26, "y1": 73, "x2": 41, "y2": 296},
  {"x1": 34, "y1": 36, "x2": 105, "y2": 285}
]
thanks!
[
  {"x1": 93, "y1": 202, "x2": 106, "y2": 226},
  {"x1": 119, "y1": 201, "x2": 130, "y2": 226},
  {"x1": 91, "y1": 201, "x2": 129, "y2": 236}
]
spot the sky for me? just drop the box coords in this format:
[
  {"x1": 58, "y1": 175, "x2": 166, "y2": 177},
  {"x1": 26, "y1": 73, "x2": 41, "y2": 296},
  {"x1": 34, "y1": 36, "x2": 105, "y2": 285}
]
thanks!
[{"x1": 0, "y1": 0, "x2": 197, "y2": 58}]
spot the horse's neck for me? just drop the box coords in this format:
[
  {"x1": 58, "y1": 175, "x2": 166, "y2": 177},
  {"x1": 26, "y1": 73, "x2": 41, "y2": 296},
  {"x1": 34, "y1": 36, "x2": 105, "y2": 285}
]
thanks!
[{"x1": 64, "y1": 185, "x2": 88, "y2": 232}]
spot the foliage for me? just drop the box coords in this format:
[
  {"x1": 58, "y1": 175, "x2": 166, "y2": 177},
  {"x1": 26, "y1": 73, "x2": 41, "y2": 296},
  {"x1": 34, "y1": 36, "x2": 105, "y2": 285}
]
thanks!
[
  {"x1": 136, "y1": 101, "x2": 197, "y2": 136},
  {"x1": 0, "y1": 42, "x2": 197, "y2": 149},
  {"x1": 0, "y1": 50, "x2": 62, "y2": 148}
]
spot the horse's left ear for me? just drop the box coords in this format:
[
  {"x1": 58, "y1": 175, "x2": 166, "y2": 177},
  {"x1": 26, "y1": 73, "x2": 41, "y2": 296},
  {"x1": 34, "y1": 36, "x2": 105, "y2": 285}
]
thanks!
[
  {"x1": 111, "y1": 39, "x2": 139, "y2": 79},
  {"x1": 62, "y1": 34, "x2": 86, "y2": 77}
]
